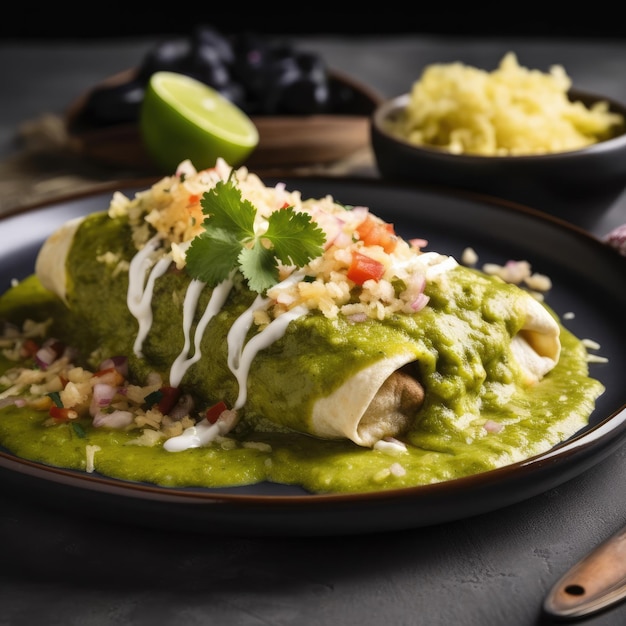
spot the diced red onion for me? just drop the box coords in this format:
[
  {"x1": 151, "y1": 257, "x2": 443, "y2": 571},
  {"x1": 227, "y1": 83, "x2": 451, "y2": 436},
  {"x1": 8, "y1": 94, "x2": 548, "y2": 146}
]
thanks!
[
  {"x1": 350, "y1": 206, "x2": 370, "y2": 222},
  {"x1": 604, "y1": 223, "x2": 626, "y2": 256},
  {"x1": 99, "y1": 356, "x2": 129, "y2": 378},
  {"x1": 409, "y1": 238, "x2": 428, "y2": 249},
  {"x1": 484, "y1": 419, "x2": 504, "y2": 433},
  {"x1": 90, "y1": 383, "x2": 117, "y2": 416},
  {"x1": 411, "y1": 293, "x2": 430, "y2": 311},
  {"x1": 0, "y1": 397, "x2": 18, "y2": 409},
  {"x1": 405, "y1": 273, "x2": 429, "y2": 311},
  {"x1": 309, "y1": 207, "x2": 347, "y2": 250},
  {"x1": 332, "y1": 231, "x2": 353, "y2": 248},
  {"x1": 34, "y1": 338, "x2": 66, "y2": 369}
]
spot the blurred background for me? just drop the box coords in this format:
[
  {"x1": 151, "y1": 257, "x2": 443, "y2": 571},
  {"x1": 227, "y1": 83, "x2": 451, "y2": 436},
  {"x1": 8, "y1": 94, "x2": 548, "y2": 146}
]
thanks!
[
  {"x1": 3, "y1": 5, "x2": 626, "y2": 228},
  {"x1": 3, "y1": 7, "x2": 626, "y2": 39}
]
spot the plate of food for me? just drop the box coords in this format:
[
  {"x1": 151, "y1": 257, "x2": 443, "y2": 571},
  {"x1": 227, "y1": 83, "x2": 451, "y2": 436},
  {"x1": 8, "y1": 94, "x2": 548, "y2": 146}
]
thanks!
[
  {"x1": 64, "y1": 26, "x2": 382, "y2": 172},
  {"x1": 1, "y1": 162, "x2": 625, "y2": 536}
]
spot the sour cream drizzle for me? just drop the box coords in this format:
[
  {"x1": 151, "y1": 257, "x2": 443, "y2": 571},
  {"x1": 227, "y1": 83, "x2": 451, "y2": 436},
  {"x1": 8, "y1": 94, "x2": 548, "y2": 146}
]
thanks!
[
  {"x1": 127, "y1": 235, "x2": 171, "y2": 357},
  {"x1": 163, "y1": 415, "x2": 231, "y2": 452},
  {"x1": 223, "y1": 270, "x2": 309, "y2": 406},
  {"x1": 169, "y1": 276, "x2": 234, "y2": 387},
  {"x1": 228, "y1": 301, "x2": 308, "y2": 409},
  {"x1": 162, "y1": 403, "x2": 240, "y2": 452}
]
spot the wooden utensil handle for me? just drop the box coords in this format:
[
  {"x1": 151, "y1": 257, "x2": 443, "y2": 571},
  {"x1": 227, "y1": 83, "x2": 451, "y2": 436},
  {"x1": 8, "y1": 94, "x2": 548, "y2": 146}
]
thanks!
[{"x1": 544, "y1": 525, "x2": 626, "y2": 619}]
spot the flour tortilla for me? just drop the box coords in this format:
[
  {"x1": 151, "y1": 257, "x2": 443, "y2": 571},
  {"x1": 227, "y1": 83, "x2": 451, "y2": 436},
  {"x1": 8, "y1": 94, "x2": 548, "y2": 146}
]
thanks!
[
  {"x1": 311, "y1": 354, "x2": 425, "y2": 447},
  {"x1": 511, "y1": 294, "x2": 561, "y2": 384},
  {"x1": 35, "y1": 216, "x2": 83, "y2": 306}
]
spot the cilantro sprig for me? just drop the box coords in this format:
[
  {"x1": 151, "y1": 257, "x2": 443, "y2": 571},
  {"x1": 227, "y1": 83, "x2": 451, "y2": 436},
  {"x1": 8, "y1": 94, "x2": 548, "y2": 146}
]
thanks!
[{"x1": 185, "y1": 178, "x2": 326, "y2": 293}]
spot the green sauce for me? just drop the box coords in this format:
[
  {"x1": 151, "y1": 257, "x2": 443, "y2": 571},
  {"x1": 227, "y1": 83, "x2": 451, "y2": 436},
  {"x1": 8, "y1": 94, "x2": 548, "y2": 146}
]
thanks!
[
  {"x1": 0, "y1": 326, "x2": 601, "y2": 493},
  {"x1": 0, "y1": 216, "x2": 605, "y2": 494}
]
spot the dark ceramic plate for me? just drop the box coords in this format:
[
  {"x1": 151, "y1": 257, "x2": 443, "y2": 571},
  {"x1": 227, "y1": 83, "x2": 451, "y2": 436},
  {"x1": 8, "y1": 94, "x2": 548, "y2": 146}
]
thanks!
[{"x1": 1, "y1": 178, "x2": 625, "y2": 537}]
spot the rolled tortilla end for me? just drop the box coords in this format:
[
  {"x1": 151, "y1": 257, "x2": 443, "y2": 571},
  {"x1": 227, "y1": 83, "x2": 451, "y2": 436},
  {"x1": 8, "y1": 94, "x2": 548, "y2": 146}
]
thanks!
[
  {"x1": 359, "y1": 368, "x2": 425, "y2": 443},
  {"x1": 311, "y1": 352, "x2": 424, "y2": 447},
  {"x1": 35, "y1": 216, "x2": 84, "y2": 305},
  {"x1": 511, "y1": 294, "x2": 561, "y2": 384}
]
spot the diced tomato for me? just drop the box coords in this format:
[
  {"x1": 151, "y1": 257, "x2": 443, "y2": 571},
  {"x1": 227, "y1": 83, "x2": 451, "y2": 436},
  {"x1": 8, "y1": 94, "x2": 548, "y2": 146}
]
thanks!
[
  {"x1": 355, "y1": 215, "x2": 398, "y2": 253},
  {"x1": 49, "y1": 406, "x2": 78, "y2": 422},
  {"x1": 347, "y1": 252, "x2": 385, "y2": 285},
  {"x1": 20, "y1": 338, "x2": 40, "y2": 358},
  {"x1": 355, "y1": 215, "x2": 374, "y2": 238},
  {"x1": 188, "y1": 193, "x2": 200, "y2": 205},
  {"x1": 51, "y1": 339, "x2": 66, "y2": 355},
  {"x1": 205, "y1": 400, "x2": 228, "y2": 424},
  {"x1": 156, "y1": 386, "x2": 182, "y2": 414}
]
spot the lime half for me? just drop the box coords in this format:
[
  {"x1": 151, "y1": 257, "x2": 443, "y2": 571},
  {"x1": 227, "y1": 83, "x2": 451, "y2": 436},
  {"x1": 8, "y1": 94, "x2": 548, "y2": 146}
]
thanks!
[{"x1": 140, "y1": 71, "x2": 259, "y2": 173}]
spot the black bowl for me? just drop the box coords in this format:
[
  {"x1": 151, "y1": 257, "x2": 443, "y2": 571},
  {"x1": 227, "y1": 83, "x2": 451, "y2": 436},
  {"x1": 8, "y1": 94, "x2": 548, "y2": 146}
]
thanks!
[{"x1": 370, "y1": 89, "x2": 626, "y2": 229}]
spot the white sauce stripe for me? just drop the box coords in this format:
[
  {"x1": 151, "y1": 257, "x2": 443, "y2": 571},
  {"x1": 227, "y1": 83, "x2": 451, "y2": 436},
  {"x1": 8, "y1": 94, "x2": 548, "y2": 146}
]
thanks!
[
  {"x1": 170, "y1": 279, "x2": 205, "y2": 385},
  {"x1": 163, "y1": 416, "x2": 231, "y2": 452},
  {"x1": 169, "y1": 277, "x2": 234, "y2": 387},
  {"x1": 230, "y1": 304, "x2": 308, "y2": 409},
  {"x1": 127, "y1": 235, "x2": 171, "y2": 357},
  {"x1": 227, "y1": 294, "x2": 268, "y2": 373}
]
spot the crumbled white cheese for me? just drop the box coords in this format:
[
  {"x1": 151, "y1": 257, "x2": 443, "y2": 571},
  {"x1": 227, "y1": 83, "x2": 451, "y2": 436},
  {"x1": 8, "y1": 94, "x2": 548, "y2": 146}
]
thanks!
[
  {"x1": 373, "y1": 437, "x2": 408, "y2": 455},
  {"x1": 461, "y1": 247, "x2": 478, "y2": 266},
  {"x1": 85, "y1": 444, "x2": 101, "y2": 473},
  {"x1": 242, "y1": 441, "x2": 272, "y2": 453},
  {"x1": 389, "y1": 462, "x2": 407, "y2": 477},
  {"x1": 582, "y1": 338, "x2": 601, "y2": 350},
  {"x1": 587, "y1": 353, "x2": 609, "y2": 364}
]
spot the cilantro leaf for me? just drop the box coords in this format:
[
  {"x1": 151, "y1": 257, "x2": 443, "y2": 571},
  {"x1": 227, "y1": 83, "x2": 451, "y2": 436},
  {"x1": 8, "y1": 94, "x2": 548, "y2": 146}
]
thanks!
[
  {"x1": 199, "y1": 179, "x2": 256, "y2": 239},
  {"x1": 263, "y1": 208, "x2": 326, "y2": 267},
  {"x1": 186, "y1": 229, "x2": 241, "y2": 285},
  {"x1": 239, "y1": 242, "x2": 279, "y2": 293},
  {"x1": 185, "y1": 177, "x2": 326, "y2": 293}
]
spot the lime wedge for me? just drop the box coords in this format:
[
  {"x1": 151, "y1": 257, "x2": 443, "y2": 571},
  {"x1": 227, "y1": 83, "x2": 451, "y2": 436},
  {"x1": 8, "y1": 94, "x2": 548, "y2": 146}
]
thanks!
[{"x1": 140, "y1": 71, "x2": 259, "y2": 172}]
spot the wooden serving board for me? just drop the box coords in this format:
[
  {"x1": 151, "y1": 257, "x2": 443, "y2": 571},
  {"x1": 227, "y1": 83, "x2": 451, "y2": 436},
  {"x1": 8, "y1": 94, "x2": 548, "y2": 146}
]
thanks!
[{"x1": 65, "y1": 68, "x2": 383, "y2": 174}]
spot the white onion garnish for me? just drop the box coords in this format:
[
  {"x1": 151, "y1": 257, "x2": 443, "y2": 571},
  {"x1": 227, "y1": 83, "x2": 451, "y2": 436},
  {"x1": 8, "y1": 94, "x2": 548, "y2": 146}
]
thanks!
[{"x1": 92, "y1": 410, "x2": 134, "y2": 429}]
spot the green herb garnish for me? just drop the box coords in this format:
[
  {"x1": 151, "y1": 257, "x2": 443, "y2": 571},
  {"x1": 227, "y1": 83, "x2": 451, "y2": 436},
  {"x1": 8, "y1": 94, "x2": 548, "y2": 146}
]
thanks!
[
  {"x1": 71, "y1": 422, "x2": 86, "y2": 438},
  {"x1": 143, "y1": 389, "x2": 163, "y2": 407},
  {"x1": 185, "y1": 178, "x2": 326, "y2": 293},
  {"x1": 47, "y1": 391, "x2": 63, "y2": 408}
]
